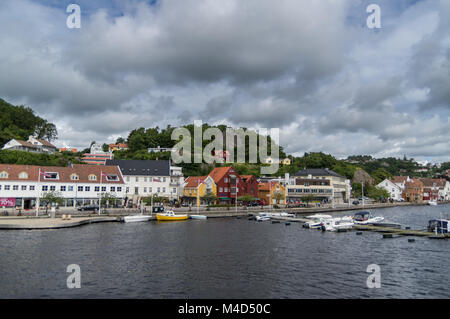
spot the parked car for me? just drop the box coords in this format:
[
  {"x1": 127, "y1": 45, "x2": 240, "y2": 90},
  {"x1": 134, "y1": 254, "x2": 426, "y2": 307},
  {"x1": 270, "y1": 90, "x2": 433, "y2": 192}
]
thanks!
[
  {"x1": 352, "y1": 200, "x2": 360, "y2": 205},
  {"x1": 77, "y1": 205, "x2": 99, "y2": 211}
]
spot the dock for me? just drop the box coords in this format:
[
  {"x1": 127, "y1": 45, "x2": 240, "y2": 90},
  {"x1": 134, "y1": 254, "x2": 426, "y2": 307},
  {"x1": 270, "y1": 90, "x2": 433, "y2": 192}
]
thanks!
[{"x1": 0, "y1": 217, "x2": 119, "y2": 230}]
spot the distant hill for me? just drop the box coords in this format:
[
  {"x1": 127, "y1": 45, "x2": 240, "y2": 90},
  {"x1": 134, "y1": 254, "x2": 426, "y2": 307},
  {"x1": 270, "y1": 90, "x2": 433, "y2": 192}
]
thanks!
[{"x1": 0, "y1": 98, "x2": 57, "y2": 146}]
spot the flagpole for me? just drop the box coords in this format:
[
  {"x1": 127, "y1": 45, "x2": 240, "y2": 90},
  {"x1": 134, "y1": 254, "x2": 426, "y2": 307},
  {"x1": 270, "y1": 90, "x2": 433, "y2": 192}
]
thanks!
[
  {"x1": 235, "y1": 178, "x2": 238, "y2": 214},
  {"x1": 99, "y1": 171, "x2": 103, "y2": 215},
  {"x1": 36, "y1": 168, "x2": 41, "y2": 217}
]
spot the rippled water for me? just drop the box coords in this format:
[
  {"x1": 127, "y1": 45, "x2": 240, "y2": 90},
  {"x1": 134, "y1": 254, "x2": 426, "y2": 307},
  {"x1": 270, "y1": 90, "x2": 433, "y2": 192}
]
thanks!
[{"x1": 1, "y1": 204, "x2": 450, "y2": 298}]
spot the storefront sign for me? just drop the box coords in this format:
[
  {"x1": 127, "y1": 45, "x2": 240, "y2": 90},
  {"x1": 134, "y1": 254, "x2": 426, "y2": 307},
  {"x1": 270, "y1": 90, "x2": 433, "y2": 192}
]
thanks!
[{"x1": 0, "y1": 198, "x2": 16, "y2": 207}]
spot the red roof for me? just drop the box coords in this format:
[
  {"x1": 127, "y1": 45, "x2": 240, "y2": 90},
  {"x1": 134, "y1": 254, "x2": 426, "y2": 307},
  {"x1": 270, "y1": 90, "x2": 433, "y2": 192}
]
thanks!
[
  {"x1": 208, "y1": 167, "x2": 235, "y2": 183},
  {"x1": 184, "y1": 176, "x2": 207, "y2": 188}
]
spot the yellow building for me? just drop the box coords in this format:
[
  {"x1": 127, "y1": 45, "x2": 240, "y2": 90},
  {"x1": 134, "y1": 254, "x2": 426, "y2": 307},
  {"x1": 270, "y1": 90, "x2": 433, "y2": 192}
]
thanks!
[
  {"x1": 282, "y1": 158, "x2": 291, "y2": 165},
  {"x1": 182, "y1": 176, "x2": 217, "y2": 206},
  {"x1": 258, "y1": 181, "x2": 286, "y2": 205}
]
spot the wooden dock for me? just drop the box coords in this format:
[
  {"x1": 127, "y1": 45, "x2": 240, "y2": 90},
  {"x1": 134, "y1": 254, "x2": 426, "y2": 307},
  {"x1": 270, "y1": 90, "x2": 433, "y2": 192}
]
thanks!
[{"x1": 353, "y1": 225, "x2": 450, "y2": 238}]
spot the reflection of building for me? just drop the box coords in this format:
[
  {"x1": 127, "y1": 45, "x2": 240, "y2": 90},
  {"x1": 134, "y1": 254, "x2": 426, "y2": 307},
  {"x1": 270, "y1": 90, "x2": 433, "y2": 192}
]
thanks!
[
  {"x1": 287, "y1": 168, "x2": 350, "y2": 204},
  {"x1": 0, "y1": 163, "x2": 125, "y2": 210},
  {"x1": 81, "y1": 143, "x2": 113, "y2": 165},
  {"x1": 2, "y1": 136, "x2": 57, "y2": 154}
]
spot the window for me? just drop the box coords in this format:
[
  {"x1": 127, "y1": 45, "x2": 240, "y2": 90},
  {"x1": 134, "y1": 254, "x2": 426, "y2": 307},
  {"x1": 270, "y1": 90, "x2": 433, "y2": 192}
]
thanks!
[
  {"x1": 106, "y1": 175, "x2": 119, "y2": 181},
  {"x1": 144, "y1": 177, "x2": 147, "y2": 182},
  {"x1": 157, "y1": 187, "x2": 160, "y2": 192},
  {"x1": 42, "y1": 186, "x2": 48, "y2": 191},
  {"x1": 95, "y1": 186, "x2": 100, "y2": 192},
  {"x1": 219, "y1": 187, "x2": 223, "y2": 192},
  {"x1": 50, "y1": 186, "x2": 56, "y2": 191},
  {"x1": 19, "y1": 172, "x2": 28, "y2": 179},
  {"x1": 60, "y1": 186, "x2": 66, "y2": 192},
  {"x1": 126, "y1": 187, "x2": 129, "y2": 193},
  {"x1": 173, "y1": 188, "x2": 176, "y2": 193},
  {"x1": 149, "y1": 177, "x2": 153, "y2": 182},
  {"x1": 30, "y1": 185, "x2": 35, "y2": 191},
  {"x1": 117, "y1": 187, "x2": 122, "y2": 192},
  {"x1": 85, "y1": 186, "x2": 90, "y2": 192},
  {"x1": 43, "y1": 172, "x2": 59, "y2": 180},
  {"x1": 13, "y1": 185, "x2": 19, "y2": 190},
  {"x1": 163, "y1": 177, "x2": 166, "y2": 182},
  {"x1": 4, "y1": 185, "x2": 10, "y2": 190},
  {"x1": 162, "y1": 187, "x2": 166, "y2": 193},
  {"x1": 149, "y1": 187, "x2": 152, "y2": 193},
  {"x1": 136, "y1": 177, "x2": 139, "y2": 182},
  {"x1": 88, "y1": 174, "x2": 97, "y2": 181},
  {"x1": 127, "y1": 176, "x2": 130, "y2": 182},
  {"x1": 0, "y1": 171, "x2": 8, "y2": 178},
  {"x1": 224, "y1": 187, "x2": 229, "y2": 192},
  {"x1": 143, "y1": 187, "x2": 147, "y2": 193},
  {"x1": 71, "y1": 174, "x2": 79, "y2": 181},
  {"x1": 224, "y1": 178, "x2": 228, "y2": 183},
  {"x1": 110, "y1": 186, "x2": 116, "y2": 192},
  {"x1": 78, "y1": 186, "x2": 83, "y2": 192},
  {"x1": 0, "y1": 185, "x2": 2, "y2": 191},
  {"x1": 68, "y1": 186, "x2": 73, "y2": 191},
  {"x1": 102, "y1": 187, "x2": 106, "y2": 192}
]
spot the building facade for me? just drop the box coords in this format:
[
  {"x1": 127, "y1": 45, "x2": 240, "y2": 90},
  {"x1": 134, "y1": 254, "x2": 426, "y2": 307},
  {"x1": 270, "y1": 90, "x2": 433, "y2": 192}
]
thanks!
[
  {"x1": 106, "y1": 159, "x2": 184, "y2": 204},
  {"x1": 258, "y1": 181, "x2": 286, "y2": 205},
  {"x1": 377, "y1": 179, "x2": 403, "y2": 201},
  {"x1": 0, "y1": 163, "x2": 125, "y2": 210},
  {"x1": 182, "y1": 176, "x2": 217, "y2": 206},
  {"x1": 2, "y1": 136, "x2": 57, "y2": 154}
]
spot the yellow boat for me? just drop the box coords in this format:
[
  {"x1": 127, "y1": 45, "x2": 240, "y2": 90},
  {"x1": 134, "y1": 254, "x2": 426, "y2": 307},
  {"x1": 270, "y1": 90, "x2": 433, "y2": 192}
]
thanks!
[{"x1": 156, "y1": 211, "x2": 188, "y2": 221}]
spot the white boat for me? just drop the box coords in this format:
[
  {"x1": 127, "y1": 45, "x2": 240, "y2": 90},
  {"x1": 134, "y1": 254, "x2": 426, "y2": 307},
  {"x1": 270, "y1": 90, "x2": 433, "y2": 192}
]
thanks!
[
  {"x1": 190, "y1": 215, "x2": 207, "y2": 220},
  {"x1": 428, "y1": 200, "x2": 438, "y2": 206},
  {"x1": 353, "y1": 211, "x2": 384, "y2": 225},
  {"x1": 280, "y1": 212, "x2": 295, "y2": 218},
  {"x1": 321, "y1": 216, "x2": 354, "y2": 232},
  {"x1": 122, "y1": 215, "x2": 152, "y2": 223},
  {"x1": 256, "y1": 216, "x2": 271, "y2": 221},
  {"x1": 303, "y1": 214, "x2": 333, "y2": 229}
]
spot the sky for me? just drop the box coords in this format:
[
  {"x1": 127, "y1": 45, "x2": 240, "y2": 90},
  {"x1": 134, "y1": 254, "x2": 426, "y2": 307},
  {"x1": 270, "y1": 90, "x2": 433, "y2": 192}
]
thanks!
[{"x1": 0, "y1": 0, "x2": 449, "y2": 163}]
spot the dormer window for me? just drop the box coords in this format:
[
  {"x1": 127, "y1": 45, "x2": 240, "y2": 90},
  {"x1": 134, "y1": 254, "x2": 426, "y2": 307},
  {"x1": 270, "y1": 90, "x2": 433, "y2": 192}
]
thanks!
[
  {"x1": 71, "y1": 174, "x2": 79, "y2": 181},
  {"x1": 43, "y1": 172, "x2": 59, "y2": 180},
  {"x1": 0, "y1": 171, "x2": 8, "y2": 179},
  {"x1": 88, "y1": 174, "x2": 97, "y2": 181},
  {"x1": 106, "y1": 174, "x2": 119, "y2": 181},
  {"x1": 19, "y1": 172, "x2": 28, "y2": 179}
]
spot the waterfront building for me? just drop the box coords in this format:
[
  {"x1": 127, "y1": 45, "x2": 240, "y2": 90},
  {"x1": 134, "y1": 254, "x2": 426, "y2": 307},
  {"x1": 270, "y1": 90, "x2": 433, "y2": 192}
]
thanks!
[
  {"x1": 208, "y1": 166, "x2": 244, "y2": 204},
  {"x1": 377, "y1": 179, "x2": 403, "y2": 201},
  {"x1": 287, "y1": 168, "x2": 350, "y2": 204},
  {"x1": 240, "y1": 175, "x2": 259, "y2": 199},
  {"x1": 2, "y1": 136, "x2": 57, "y2": 154},
  {"x1": 181, "y1": 176, "x2": 217, "y2": 206},
  {"x1": 258, "y1": 181, "x2": 286, "y2": 205},
  {"x1": 105, "y1": 159, "x2": 184, "y2": 204},
  {"x1": 403, "y1": 178, "x2": 424, "y2": 203},
  {"x1": 0, "y1": 163, "x2": 125, "y2": 210},
  {"x1": 421, "y1": 178, "x2": 446, "y2": 201}
]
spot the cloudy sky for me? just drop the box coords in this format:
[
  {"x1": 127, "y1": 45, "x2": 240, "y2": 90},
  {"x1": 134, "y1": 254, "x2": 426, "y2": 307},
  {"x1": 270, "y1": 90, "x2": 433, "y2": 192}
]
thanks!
[{"x1": 0, "y1": 0, "x2": 449, "y2": 162}]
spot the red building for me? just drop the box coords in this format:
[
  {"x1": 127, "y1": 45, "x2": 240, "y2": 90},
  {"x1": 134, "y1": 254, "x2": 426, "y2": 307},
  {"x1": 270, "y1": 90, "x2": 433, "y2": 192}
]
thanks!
[
  {"x1": 240, "y1": 175, "x2": 259, "y2": 199},
  {"x1": 207, "y1": 167, "x2": 242, "y2": 204}
]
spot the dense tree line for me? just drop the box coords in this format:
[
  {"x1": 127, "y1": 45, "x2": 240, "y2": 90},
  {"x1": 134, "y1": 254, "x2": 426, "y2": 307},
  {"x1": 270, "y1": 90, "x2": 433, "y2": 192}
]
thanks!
[{"x1": 0, "y1": 98, "x2": 57, "y2": 146}]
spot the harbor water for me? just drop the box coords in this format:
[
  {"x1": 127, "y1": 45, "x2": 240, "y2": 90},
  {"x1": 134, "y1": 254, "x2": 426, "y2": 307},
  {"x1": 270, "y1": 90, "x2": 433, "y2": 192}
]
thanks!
[{"x1": 1, "y1": 204, "x2": 449, "y2": 298}]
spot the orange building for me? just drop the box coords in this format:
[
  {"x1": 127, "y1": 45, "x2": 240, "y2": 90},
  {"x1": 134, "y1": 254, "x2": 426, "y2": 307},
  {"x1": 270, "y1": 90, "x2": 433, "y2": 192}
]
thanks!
[
  {"x1": 258, "y1": 181, "x2": 286, "y2": 205},
  {"x1": 403, "y1": 178, "x2": 424, "y2": 203}
]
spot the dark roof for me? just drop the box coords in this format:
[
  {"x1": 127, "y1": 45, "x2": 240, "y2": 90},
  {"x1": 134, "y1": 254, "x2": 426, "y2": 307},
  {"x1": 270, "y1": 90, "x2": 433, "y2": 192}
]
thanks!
[
  {"x1": 105, "y1": 159, "x2": 170, "y2": 176},
  {"x1": 293, "y1": 168, "x2": 345, "y2": 178}
]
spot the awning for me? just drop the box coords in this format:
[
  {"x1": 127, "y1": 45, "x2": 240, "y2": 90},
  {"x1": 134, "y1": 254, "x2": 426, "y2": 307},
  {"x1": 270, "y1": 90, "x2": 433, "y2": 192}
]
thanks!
[{"x1": 219, "y1": 197, "x2": 232, "y2": 200}]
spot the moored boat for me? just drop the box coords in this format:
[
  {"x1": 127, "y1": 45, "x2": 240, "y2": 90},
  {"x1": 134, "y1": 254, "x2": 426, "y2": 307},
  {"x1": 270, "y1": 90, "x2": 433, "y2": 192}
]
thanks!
[
  {"x1": 190, "y1": 215, "x2": 207, "y2": 220},
  {"x1": 353, "y1": 211, "x2": 384, "y2": 225},
  {"x1": 122, "y1": 215, "x2": 152, "y2": 223},
  {"x1": 156, "y1": 211, "x2": 188, "y2": 221},
  {"x1": 321, "y1": 216, "x2": 354, "y2": 232},
  {"x1": 428, "y1": 200, "x2": 438, "y2": 206},
  {"x1": 427, "y1": 219, "x2": 450, "y2": 234},
  {"x1": 303, "y1": 214, "x2": 333, "y2": 229}
]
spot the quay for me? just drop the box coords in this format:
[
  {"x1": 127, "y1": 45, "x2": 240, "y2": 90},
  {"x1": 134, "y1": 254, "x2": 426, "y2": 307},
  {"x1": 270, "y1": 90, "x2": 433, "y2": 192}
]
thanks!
[{"x1": 0, "y1": 217, "x2": 119, "y2": 230}]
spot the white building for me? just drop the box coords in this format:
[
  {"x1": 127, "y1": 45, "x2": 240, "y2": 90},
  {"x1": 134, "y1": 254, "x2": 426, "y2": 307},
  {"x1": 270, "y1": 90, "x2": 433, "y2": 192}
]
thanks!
[
  {"x1": 0, "y1": 163, "x2": 125, "y2": 210},
  {"x1": 106, "y1": 160, "x2": 184, "y2": 203},
  {"x1": 377, "y1": 179, "x2": 403, "y2": 201},
  {"x1": 2, "y1": 136, "x2": 57, "y2": 154}
]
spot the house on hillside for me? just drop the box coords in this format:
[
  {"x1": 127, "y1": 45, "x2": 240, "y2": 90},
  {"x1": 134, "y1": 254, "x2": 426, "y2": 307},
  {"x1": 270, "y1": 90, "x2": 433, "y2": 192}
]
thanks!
[
  {"x1": 2, "y1": 136, "x2": 57, "y2": 154},
  {"x1": 377, "y1": 179, "x2": 403, "y2": 201}
]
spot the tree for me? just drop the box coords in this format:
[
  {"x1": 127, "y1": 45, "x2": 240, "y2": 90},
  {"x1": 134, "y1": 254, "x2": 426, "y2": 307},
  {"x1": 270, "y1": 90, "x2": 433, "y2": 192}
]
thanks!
[
  {"x1": 237, "y1": 194, "x2": 257, "y2": 205},
  {"x1": 273, "y1": 191, "x2": 284, "y2": 204},
  {"x1": 302, "y1": 195, "x2": 316, "y2": 207},
  {"x1": 202, "y1": 192, "x2": 218, "y2": 206},
  {"x1": 101, "y1": 193, "x2": 117, "y2": 207},
  {"x1": 41, "y1": 191, "x2": 64, "y2": 207}
]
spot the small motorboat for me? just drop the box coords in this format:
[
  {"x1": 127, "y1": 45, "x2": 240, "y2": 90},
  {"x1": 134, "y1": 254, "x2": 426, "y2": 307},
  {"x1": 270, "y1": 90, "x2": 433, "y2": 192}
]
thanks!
[
  {"x1": 353, "y1": 211, "x2": 384, "y2": 225},
  {"x1": 190, "y1": 215, "x2": 207, "y2": 220},
  {"x1": 303, "y1": 214, "x2": 333, "y2": 229},
  {"x1": 256, "y1": 215, "x2": 271, "y2": 222},
  {"x1": 321, "y1": 216, "x2": 354, "y2": 232},
  {"x1": 428, "y1": 200, "x2": 438, "y2": 206},
  {"x1": 156, "y1": 211, "x2": 188, "y2": 221},
  {"x1": 122, "y1": 215, "x2": 152, "y2": 223},
  {"x1": 280, "y1": 212, "x2": 295, "y2": 218}
]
